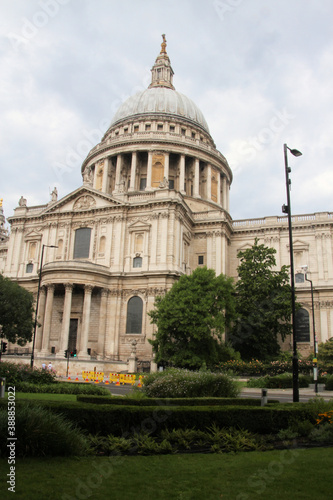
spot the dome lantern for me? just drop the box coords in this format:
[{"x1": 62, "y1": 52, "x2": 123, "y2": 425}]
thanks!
[{"x1": 148, "y1": 34, "x2": 175, "y2": 90}]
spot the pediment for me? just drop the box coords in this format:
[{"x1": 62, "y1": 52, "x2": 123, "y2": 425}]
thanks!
[
  {"x1": 43, "y1": 187, "x2": 126, "y2": 214},
  {"x1": 24, "y1": 230, "x2": 42, "y2": 241},
  {"x1": 128, "y1": 218, "x2": 151, "y2": 232},
  {"x1": 237, "y1": 243, "x2": 253, "y2": 253},
  {"x1": 293, "y1": 239, "x2": 309, "y2": 251}
]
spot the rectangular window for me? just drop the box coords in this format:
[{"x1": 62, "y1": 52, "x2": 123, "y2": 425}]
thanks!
[
  {"x1": 73, "y1": 228, "x2": 91, "y2": 259},
  {"x1": 181, "y1": 128, "x2": 186, "y2": 136},
  {"x1": 169, "y1": 179, "x2": 174, "y2": 189},
  {"x1": 134, "y1": 125, "x2": 139, "y2": 132},
  {"x1": 145, "y1": 124, "x2": 151, "y2": 131},
  {"x1": 157, "y1": 124, "x2": 163, "y2": 130},
  {"x1": 169, "y1": 125, "x2": 175, "y2": 132},
  {"x1": 140, "y1": 178, "x2": 147, "y2": 191},
  {"x1": 198, "y1": 255, "x2": 204, "y2": 265}
]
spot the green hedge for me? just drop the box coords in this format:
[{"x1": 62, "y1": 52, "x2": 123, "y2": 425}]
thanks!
[
  {"x1": 77, "y1": 395, "x2": 279, "y2": 406},
  {"x1": 142, "y1": 369, "x2": 239, "y2": 398},
  {"x1": 247, "y1": 373, "x2": 312, "y2": 389},
  {"x1": 0, "y1": 361, "x2": 56, "y2": 385},
  {"x1": 0, "y1": 399, "x2": 313, "y2": 436}
]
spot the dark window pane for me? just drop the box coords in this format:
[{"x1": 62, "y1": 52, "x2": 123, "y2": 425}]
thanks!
[
  {"x1": 169, "y1": 179, "x2": 174, "y2": 189},
  {"x1": 26, "y1": 263, "x2": 33, "y2": 273},
  {"x1": 133, "y1": 257, "x2": 142, "y2": 268},
  {"x1": 126, "y1": 296, "x2": 143, "y2": 334},
  {"x1": 295, "y1": 308, "x2": 310, "y2": 342},
  {"x1": 295, "y1": 273, "x2": 305, "y2": 283},
  {"x1": 198, "y1": 255, "x2": 204, "y2": 265},
  {"x1": 74, "y1": 228, "x2": 91, "y2": 259},
  {"x1": 140, "y1": 178, "x2": 147, "y2": 191}
]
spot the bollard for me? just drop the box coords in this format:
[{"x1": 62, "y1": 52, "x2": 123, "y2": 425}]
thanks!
[
  {"x1": 261, "y1": 388, "x2": 268, "y2": 406},
  {"x1": 0, "y1": 378, "x2": 5, "y2": 398}
]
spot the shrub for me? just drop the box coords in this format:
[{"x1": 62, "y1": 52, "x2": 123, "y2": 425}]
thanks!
[
  {"x1": 0, "y1": 362, "x2": 56, "y2": 385},
  {"x1": 247, "y1": 373, "x2": 311, "y2": 389},
  {"x1": 325, "y1": 375, "x2": 333, "y2": 390},
  {"x1": 0, "y1": 403, "x2": 89, "y2": 457},
  {"x1": 216, "y1": 358, "x2": 314, "y2": 376},
  {"x1": 142, "y1": 368, "x2": 240, "y2": 398}
]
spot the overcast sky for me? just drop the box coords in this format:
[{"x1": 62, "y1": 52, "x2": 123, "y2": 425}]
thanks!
[{"x1": 1, "y1": 0, "x2": 332, "y2": 225}]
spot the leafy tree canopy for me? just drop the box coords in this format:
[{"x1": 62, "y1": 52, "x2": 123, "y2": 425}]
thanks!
[
  {"x1": 148, "y1": 266, "x2": 236, "y2": 370},
  {"x1": 318, "y1": 337, "x2": 333, "y2": 373},
  {"x1": 0, "y1": 274, "x2": 34, "y2": 345},
  {"x1": 229, "y1": 238, "x2": 293, "y2": 360}
]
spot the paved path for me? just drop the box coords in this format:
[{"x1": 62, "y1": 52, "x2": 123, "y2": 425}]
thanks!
[{"x1": 240, "y1": 386, "x2": 333, "y2": 403}]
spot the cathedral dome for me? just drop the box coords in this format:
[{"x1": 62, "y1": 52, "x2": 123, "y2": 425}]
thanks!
[{"x1": 110, "y1": 87, "x2": 210, "y2": 133}]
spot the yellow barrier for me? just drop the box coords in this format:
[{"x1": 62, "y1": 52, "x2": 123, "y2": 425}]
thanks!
[{"x1": 81, "y1": 371, "x2": 146, "y2": 385}]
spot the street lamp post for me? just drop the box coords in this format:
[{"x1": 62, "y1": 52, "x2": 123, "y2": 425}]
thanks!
[
  {"x1": 30, "y1": 244, "x2": 58, "y2": 368},
  {"x1": 282, "y1": 143, "x2": 302, "y2": 403}
]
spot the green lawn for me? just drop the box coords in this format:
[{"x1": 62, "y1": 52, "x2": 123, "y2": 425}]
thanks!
[
  {"x1": 5, "y1": 392, "x2": 77, "y2": 402},
  {"x1": 0, "y1": 448, "x2": 332, "y2": 500}
]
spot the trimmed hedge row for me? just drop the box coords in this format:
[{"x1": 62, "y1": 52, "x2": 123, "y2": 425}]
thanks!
[
  {"x1": 76, "y1": 395, "x2": 279, "y2": 406},
  {"x1": 0, "y1": 400, "x2": 314, "y2": 436}
]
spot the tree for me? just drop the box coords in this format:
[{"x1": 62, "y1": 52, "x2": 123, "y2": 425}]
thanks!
[
  {"x1": 229, "y1": 239, "x2": 293, "y2": 360},
  {"x1": 148, "y1": 266, "x2": 236, "y2": 369},
  {"x1": 0, "y1": 274, "x2": 34, "y2": 346},
  {"x1": 317, "y1": 338, "x2": 333, "y2": 374}
]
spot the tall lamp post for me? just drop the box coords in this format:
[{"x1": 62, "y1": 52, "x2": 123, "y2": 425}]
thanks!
[
  {"x1": 282, "y1": 143, "x2": 302, "y2": 403},
  {"x1": 301, "y1": 265, "x2": 318, "y2": 393},
  {"x1": 30, "y1": 244, "x2": 58, "y2": 368}
]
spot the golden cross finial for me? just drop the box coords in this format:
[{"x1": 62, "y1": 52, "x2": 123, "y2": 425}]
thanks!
[{"x1": 160, "y1": 34, "x2": 167, "y2": 54}]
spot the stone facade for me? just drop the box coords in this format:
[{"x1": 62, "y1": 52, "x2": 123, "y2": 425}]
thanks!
[{"x1": 1, "y1": 38, "x2": 332, "y2": 373}]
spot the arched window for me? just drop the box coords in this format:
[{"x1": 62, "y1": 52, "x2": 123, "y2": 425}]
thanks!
[
  {"x1": 99, "y1": 236, "x2": 106, "y2": 254},
  {"x1": 126, "y1": 296, "x2": 143, "y2": 334},
  {"x1": 73, "y1": 228, "x2": 91, "y2": 259},
  {"x1": 295, "y1": 308, "x2": 310, "y2": 342},
  {"x1": 295, "y1": 273, "x2": 305, "y2": 283},
  {"x1": 57, "y1": 239, "x2": 63, "y2": 258},
  {"x1": 26, "y1": 263, "x2": 33, "y2": 273}
]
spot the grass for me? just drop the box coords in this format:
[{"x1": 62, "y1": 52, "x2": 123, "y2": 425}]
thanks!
[{"x1": 0, "y1": 448, "x2": 332, "y2": 499}]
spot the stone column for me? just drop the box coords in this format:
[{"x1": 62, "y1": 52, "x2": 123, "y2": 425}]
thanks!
[
  {"x1": 316, "y1": 234, "x2": 324, "y2": 281},
  {"x1": 79, "y1": 285, "x2": 93, "y2": 357},
  {"x1": 36, "y1": 286, "x2": 46, "y2": 352},
  {"x1": 215, "y1": 231, "x2": 222, "y2": 276},
  {"x1": 221, "y1": 176, "x2": 226, "y2": 210},
  {"x1": 102, "y1": 158, "x2": 109, "y2": 193},
  {"x1": 57, "y1": 283, "x2": 73, "y2": 356},
  {"x1": 193, "y1": 158, "x2": 200, "y2": 198},
  {"x1": 325, "y1": 234, "x2": 333, "y2": 279},
  {"x1": 97, "y1": 288, "x2": 108, "y2": 359},
  {"x1": 105, "y1": 291, "x2": 117, "y2": 357},
  {"x1": 150, "y1": 213, "x2": 159, "y2": 268},
  {"x1": 129, "y1": 152, "x2": 137, "y2": 191},
  {"x1": 40, "y1": 284, "x2": 55, "y2": 355},
  {"x1": 217, "y1": 172, "x2": 221, "y2": 205},
  {"x1": 146, "y1": 151, "x2": 153, "y2": 189},
  {"x1": 113, "y1": 154, "x2": 122, "y2": 193},
  {"x1": 164, "y1": 152, "x2": 169, "y2": 180},
  {"x1": 320, "y1": 308, "x2": 328, "y2": 343},
  {"x1": 179, "y1": 154, "x2": 185, "y2": 194},
  {"x1": 207, "y1": 164, "x2": 212, "y2": 201}
]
